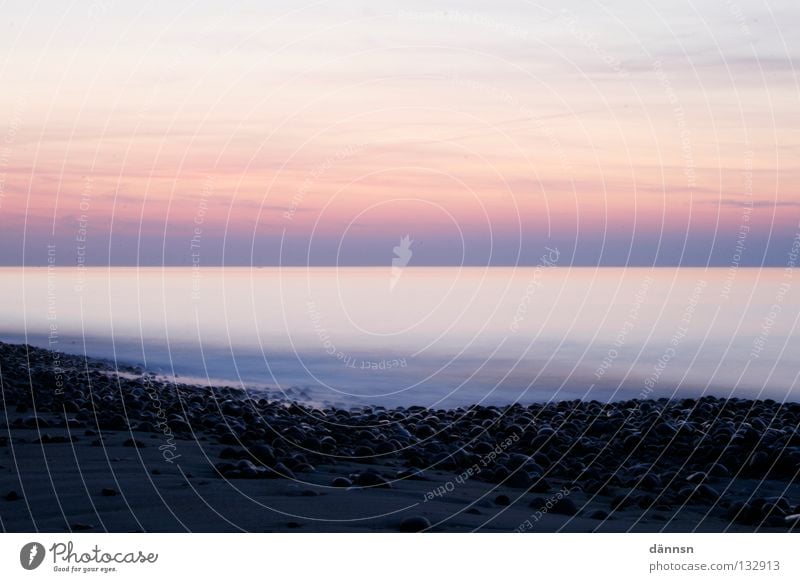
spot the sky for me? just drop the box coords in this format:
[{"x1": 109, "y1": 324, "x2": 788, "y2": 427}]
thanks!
[{"x1": 0, "y1": 0, "x2": 798, "y2": 267}]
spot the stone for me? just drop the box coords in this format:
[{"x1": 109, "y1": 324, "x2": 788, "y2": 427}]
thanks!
[
  {"x1": 551, "y1": 497, "x2": 578, "y2": 516},
  {"x1": 399, "y1": 516, "x2": 430, "y2": 532}
]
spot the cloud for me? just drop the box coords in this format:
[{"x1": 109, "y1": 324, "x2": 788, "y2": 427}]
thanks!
[{"x1": 702, "y1": 198, "x2": 800, "y2": 208}]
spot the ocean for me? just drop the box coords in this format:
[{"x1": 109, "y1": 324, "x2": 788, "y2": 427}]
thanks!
[{"x1": 1, "y1": 266, "x2": 797, "y2": 408}]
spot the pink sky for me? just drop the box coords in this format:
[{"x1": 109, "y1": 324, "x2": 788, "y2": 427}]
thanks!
[{"x1": 1, "y1": 1, "x2": 798, "y2": 265}]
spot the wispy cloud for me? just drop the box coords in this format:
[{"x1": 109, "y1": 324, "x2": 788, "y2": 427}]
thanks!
[{"x1": 701, "y1": 198, "x2": 800, "y2": 208}]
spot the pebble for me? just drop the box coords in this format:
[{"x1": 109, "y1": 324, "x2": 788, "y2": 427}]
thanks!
[
  {"x1": 551, "y1": 498, "x2": 578, "y2": 516},
  {"x1": 398, "y1": 516, "x2": 430, "y2": 532},
  {"x1": 353, "y1": 445, "x2": 375, "y2": 459},
  {"x1": 707, "y1": 463, "x2": 731, "y2": 478},
  {"x1": 529, "y1": 478, "x2": 551, "y2": 493},
  {"x1": 784, "y1": 514, "x2": 800, "y2": 526},
  {"x1": 588, "y1": 509, "x2": 609, "y2": 520},
  {"x1": 685, "y1": 472, "x2": 708, "y2": 484},
  {"x1": 353, "y1": 472, "x2": 391, "y2": 488},
  {"x1": 250, "y1": 444, "x2": 276, "y2": 465}
]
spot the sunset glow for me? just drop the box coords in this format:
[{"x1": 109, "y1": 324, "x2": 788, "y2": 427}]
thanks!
[{"x1": 1, "y1": 1, "x2": 798, "y2": 266}]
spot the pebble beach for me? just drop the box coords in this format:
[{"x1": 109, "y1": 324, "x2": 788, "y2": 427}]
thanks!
[{"x1": 1, "y1": 341, "x2": 799, "y2": 532}]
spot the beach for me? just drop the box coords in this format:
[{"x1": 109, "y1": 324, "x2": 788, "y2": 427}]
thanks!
[{"x1": 1, "y1": 341, "x2": 798, "y2": 533}]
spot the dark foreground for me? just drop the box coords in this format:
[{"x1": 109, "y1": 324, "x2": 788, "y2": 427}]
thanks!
[{"x1": 1, "y1": 341, "x2": 799, "y2": 532}]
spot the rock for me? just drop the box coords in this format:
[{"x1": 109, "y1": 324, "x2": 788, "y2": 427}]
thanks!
[
  {"x1": 551, "y1": 497, "x2": 578, "y2": 516},
  {"x1": 375, "y1": 441, "x2": 396, "y2": 454},
  {"x1": 690, "y1": 483, "x2": 721, "y2": 502},
  {"x1": 529, "y1": 478, "x2": 551, "y2": 493},
  {"x1": 760, "y1": 502, "x2": 787, "y2": 519},
  {"x1": 707, "y1": 463, "x2": 731, "y2": 478},
  {"x1": 319, "y1": 436, "x2": 337, "y2": 452},
  {"x1": 236, "y1": 459, "x2": 261, "y2": 478},
  {"x1": 250, "y1": 444, "x2": 276, "y2": 465},
  {"x1": 685, "y1": 471, "x2": 708, "y2": 484},
  {"x1": 3, "y1": 490, "x2": 21, "y2": 501},
  {"x1": 23, "y1": 415, "x2": 50, "y2": 429},
  {"x1": 637, "y1": 494, "x2": 656, "y2": 509},
  {"x1": 748, "y1": 451, "x2": 770, "y2": 474},
  {"x1": 219, "y1": 447, "x2": 243, "y2": 460},
  {"x1": 762, "y1": 496, "x2": 792, "y2": 513},
  {"x1": 122, "y1": 438, "x2": 145, "y2": 448},
  {"x1": 415, "y1": 425, "x2": 436, "y2": 439},
  {"x1": 218, "y1": 433, "x2": 240, "y2": 446},
  {"x1": 171, "y1": 420, "x2": 191, "y2": 433},
  {"x1": 353, "y1": 472, "x2": 391, "y2": 488},
  {"x1": 622, "y1": 434, "x2": 642, "y2": 452},
  {"x1": 529, "y1": 496, "x2": 547, "y2": 509},
  {"x1": 267, "y1": 462, "x2": 296, "y2": 480},
  {"x1": 353, "y1": 445, "x2": 375, "y2": 460},
  {"x1": 101, "y1": 488, "x2": 118, "y2": 497},
  {"x1": 763, "y1": 515, "x2": 787, "y2": 527},
  {"x1": 633, "y1": 473, "x2": 660, "y2": 491},
  {"x1": 221, "y1": 402, "x2": 242, "y2": 417},
  {"x1": 506, "y1": 471, "x2": 535, "y2": 489},
  {"x1": 70, "y1": 523, "x2": 94, "y2": 531},
  {"x1": 505, "y1": 453, "x2": 534, "y2": 471},
  {"x1": 396, "y1": 468, "x2": 429, "y2": 481},
  {"x1": 473, "y1": 441, "x2": 494, "y2": 455},
  {"x1": 399, "y1": 516, "x2": 430, "y2": 532},
  {"x1": 784, "y1": 514, "x2": 800, "y2": 527},
  {"x1": 588, "y1": 509, "x2": 609, "y2": 520},
  {"x1": 727, "y1": 501, "x2": 758, "y2": 525},
  {"x1": 332, "y1": 477, "x2": 352, "y2": 488},
  {"x1": 494, "y1": 494, "x2": 511, "y2": 506}
]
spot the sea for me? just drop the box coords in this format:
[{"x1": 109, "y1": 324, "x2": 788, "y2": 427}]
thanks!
[{"x1": 1, "y1": 266, "x2": 798, "y2": 408}]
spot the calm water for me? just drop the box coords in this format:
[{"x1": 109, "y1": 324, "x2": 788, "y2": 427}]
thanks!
[{"x1": 1, "y1": 267, "x2": 798, "y2": 408}]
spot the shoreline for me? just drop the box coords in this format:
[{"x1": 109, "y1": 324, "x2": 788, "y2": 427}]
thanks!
[{"x1": 1, "y1": 341, "x2": 799, "y2": 532}]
